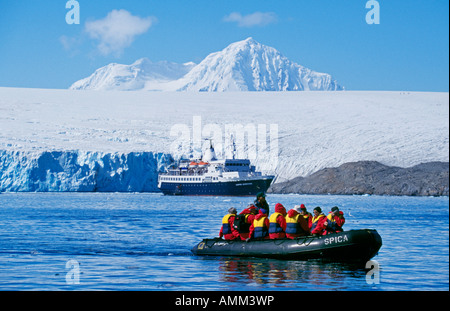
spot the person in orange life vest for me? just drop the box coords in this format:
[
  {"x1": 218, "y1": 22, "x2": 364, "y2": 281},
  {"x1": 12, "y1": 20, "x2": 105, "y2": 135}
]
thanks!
[
  {"x1": 247, "y1": 208, "x2": 270, "y2": 241},
  {"x1": 324, "y1": 206, "x2": 345, "y2": 235},
  {"x1": 309, "y1": 206, "x2": 327, "y2": 236},
  {"x1": 285, "y1": 205, "x2": 310, "y2": 239},
  {"x1": 237, "y1": 203, "x2": 257, "y2": 240},
  {"x1": 269, "y1": 203, "x2": 287, "y2": 239},
  {"x1": 219, "y1": 207, "x2": 240, "y2": 240},
  {"x1": 299, "y1": 204, "x2": 313, "y2": 223}
]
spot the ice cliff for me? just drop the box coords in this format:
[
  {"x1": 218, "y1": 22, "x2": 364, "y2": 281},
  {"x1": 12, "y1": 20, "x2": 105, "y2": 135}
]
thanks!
[{"x1": 0, "y1": 150, "x2": 173, "y2": 192}]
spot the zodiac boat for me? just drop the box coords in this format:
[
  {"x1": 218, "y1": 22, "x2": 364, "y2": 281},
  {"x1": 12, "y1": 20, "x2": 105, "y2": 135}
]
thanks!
[{"x1": 191, "y1": 229, "x2": 382, "y2": 262}]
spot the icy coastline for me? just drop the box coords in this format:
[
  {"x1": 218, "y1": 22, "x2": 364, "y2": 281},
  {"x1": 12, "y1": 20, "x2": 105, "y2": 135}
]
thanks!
[
  {"x1": 1, "y1": 150, "x2": 447, "y2": 195},
  {"x1": 0, "y1": 87, "x2": 448, "y2": 194},
  {"x1": 0, "y1": 150, "x2": 172, "y2": 192}
]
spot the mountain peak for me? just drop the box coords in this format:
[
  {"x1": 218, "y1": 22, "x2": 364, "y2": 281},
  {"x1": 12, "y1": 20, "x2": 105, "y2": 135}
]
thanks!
[
  {"x1": 240, "y1": 37, "x2": 258, "y2": 45},
  {"x1": 176, "y1": 38, "x2": 343, "y2": 91},
  {"x1": 70, "y1": 38, "x2": 343, "y2": 92},
  {"x1": 131, "y1": 57, "x2": 151, "y2": 66},
  {"x1": 225, "y1": 37, "x2": 264, "y2": 53}
]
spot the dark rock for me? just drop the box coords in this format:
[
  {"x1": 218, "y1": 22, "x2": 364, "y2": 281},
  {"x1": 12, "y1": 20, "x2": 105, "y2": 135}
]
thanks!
[{"x1": 268, "y1": 161, "x2": 449, "y2": 196}]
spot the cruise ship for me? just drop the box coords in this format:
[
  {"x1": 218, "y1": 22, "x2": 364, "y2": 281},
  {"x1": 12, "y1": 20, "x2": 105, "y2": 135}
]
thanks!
[{"x1": 157, "y1": 144, "x2": 274, "y2": 196}]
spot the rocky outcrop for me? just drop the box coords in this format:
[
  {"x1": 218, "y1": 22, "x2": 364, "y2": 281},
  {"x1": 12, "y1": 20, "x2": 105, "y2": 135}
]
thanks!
[{"x1": 269, "y1": 161, "x2": 449, "y2": 196}]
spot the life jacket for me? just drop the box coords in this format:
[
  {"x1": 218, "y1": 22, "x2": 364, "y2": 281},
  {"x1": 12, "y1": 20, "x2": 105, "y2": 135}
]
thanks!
[
  {"x1": 326, "y1": 213, "x2": 343, "y2": 233},
  {"x1": 253, "y1": 216, "x2": 268, "y2": 238},
  {"x1": 269, "y1": 212, "x2": 284, "y2": 234},
  {"x1": 233, "y1": 214, "x2": 251, "y2": 233},
  {"x1": 221, "y1": 214, "x2": 235, "y2": 235},
  {"x1": 310, "y1": 214, "x2": 325, "y2": 232},
  {"x1": 285, "y1": 213, "x2": 304, "y2": 235}
]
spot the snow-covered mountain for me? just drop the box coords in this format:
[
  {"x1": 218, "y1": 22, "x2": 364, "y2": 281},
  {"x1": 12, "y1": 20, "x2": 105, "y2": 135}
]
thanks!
[
  {"x1": 69, "y1": 38, "x2": 343, "y2": 91},
  {"x1": 174, "y1": 37, "x2": 343, "y2": 91},
  {"x1": 70, "y1": 58, "x2": 196, "y2": 91}
]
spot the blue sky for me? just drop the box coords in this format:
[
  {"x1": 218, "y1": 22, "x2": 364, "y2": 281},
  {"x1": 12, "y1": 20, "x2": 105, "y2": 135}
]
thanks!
[{"x1": 0, "y1": 0, "x2": 448, "y2": 91}]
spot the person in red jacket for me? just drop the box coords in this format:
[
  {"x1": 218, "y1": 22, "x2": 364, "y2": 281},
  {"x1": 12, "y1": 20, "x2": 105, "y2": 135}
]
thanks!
[
  {"x1": 324, "y1": 206, "x2": 345, "y2": 235},
  {"x1": 299, "y1": 204, "x2": 313, "y2": 224},
  {"x1": 219, "y1": 207, "x2": 240, "y2": 240},
  {"x1": 285, "y1": 205, "x2": 310, "y2": 239},
  {"x1": 237, "y1": 203, "x2": 257, "y2": 240},
  {"x1": 269, "y1": 203, "x2": 287, "y2": 239},
  {"x1": 309, "y1": 206, "x2": 327, "y2": 236},
  {"x1": 247, "y1": 208, "x2": 270, "y2": 241}
]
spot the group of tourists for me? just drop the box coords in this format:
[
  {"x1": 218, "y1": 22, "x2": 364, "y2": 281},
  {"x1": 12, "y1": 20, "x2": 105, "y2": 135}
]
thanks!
[{"x1": 219, "y1": 192, "x2": 345, "y2": 241}]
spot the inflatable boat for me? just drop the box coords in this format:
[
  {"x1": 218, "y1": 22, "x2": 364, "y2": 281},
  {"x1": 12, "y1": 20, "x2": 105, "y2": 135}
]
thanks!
[{"x1": 191, "y1": 229, "x2": 382, "y2": 262}]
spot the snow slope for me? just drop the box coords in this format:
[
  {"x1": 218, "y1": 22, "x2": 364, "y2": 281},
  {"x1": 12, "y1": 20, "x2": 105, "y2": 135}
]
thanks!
[
  {"x1": 70, "y1": 58, "x2": 195, "y2": 91},
  {"x1": 0, "y1": 87, "x2": 448, "y2": 192},
  {"x1": 69, "y1": 38, "x2": 343, "y2": 92}
]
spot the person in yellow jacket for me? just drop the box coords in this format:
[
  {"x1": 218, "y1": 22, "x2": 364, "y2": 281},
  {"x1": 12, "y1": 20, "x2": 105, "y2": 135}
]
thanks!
[
  {"x1": 219, "y1": 207, "x2": 240, "y2": 240},
  {"x1": 248, "y1": 208, "x2": 270, "y2": 240},
  {"x1": 309, "y1": 206, "x2": 327, "y2": 236},
  {"x1": 299, "y1": 204, "x2": 313, "y2": 223},
  {"x1": 285, "y1": 205, "x2": 310, "y2": 239},
  {"x1": 269, "y1": 203, "x2": 287, "y2": 239},
  {"x1": 324, "y1": 206, "x2": 345, "y2": 234}
]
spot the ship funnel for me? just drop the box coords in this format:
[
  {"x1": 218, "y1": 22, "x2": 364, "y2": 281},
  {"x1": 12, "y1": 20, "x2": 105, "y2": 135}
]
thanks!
[{"x1": 202, "y1": 140, "x2": 217, "y2": 162}]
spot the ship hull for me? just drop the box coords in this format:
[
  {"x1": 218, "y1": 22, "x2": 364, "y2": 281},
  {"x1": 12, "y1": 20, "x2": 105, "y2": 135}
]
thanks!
[{"x1": 159, "y1": 177, "x2": 274, "y2": 196}]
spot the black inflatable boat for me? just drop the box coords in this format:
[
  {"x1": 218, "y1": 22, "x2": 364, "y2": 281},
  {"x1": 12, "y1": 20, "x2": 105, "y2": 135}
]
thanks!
[{"x1": 191, "y1": 229, "x2": 382, "y2": 262}]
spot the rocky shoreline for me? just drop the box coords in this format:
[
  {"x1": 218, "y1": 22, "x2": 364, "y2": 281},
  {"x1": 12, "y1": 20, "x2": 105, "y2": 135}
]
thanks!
[{"x1": 268, "y1": 161, "x2": 449, "y2": 196}]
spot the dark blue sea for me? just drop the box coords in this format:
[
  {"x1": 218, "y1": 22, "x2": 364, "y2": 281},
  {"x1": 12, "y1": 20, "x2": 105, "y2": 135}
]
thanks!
[{"x1": 0, "y1": 193, "x2": 448, "y2": 291}]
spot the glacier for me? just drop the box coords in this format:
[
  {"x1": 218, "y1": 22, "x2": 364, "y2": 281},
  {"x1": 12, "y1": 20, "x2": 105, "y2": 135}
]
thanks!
[
  {"x1": 0, "y1": 150, "x2": 173, "y2": 192},
  {"x1": 0, "y1": 87, "x2": 448, "y2": 193}
]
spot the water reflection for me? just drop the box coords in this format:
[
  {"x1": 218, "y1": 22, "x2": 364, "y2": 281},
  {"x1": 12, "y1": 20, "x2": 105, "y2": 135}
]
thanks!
[{"x1": 216, "y1": 257, "x2": 367, "y2": 289}]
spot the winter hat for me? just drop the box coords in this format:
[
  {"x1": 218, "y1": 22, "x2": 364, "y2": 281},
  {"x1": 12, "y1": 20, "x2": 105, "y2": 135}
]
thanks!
[
  {"x1": 275, "y1": 203, "x2": 286, "y2": 215},
  {"x1": 228, "y1": 207, "x2": 237, "y2": 214},
  {"x1": 293, "y1": 205, "x2": 302, "y2": 213},
  {"x1": 247, "y1": 203, "x2": 256, "y2": 210},
  {"x1": 300, "y1": 204, "x2": 306, "y2": 210},
  {"x1": 314, "y1": 206, "x2": 322, "y2": 213},
  {"x1": 275, "y1": 203, "x2": 284, "y2": 209},
  {"x1": 256, "y1": 192, "x2": 265, "y2": 199},
  {"x1": 331, "y1": 206, "x2": 339, "y2": 213}
]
